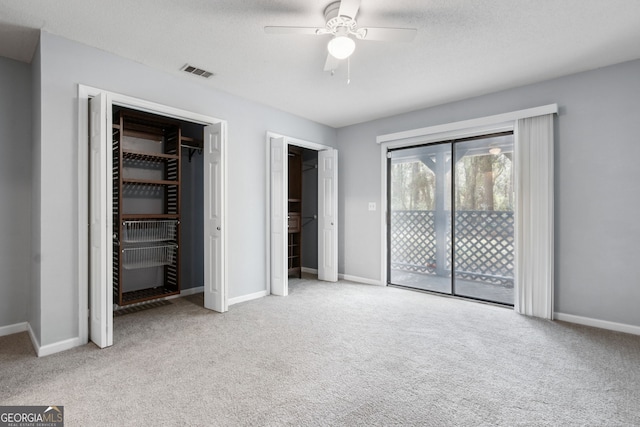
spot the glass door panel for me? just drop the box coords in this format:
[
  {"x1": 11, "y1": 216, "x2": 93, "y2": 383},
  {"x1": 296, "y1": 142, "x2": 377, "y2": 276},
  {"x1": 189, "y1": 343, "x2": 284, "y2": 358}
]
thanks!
[
  {"x1": 389, "y1": 143, "x2": 452, "y2": 294},
  {"x1": 388, "y1": 133, "x2": 515, "y2": 306},
  {"x1": 453, "y1": 134, "x2": 514, "y2": 304}
]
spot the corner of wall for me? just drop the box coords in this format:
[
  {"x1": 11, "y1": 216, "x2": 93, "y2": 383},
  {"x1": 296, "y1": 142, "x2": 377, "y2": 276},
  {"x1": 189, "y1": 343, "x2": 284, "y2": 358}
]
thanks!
[
  {"x1": 28, "y1": 33, "x2": 42, "y2": 346},
  {"x1": 0, "y1": 45, "x2": 35, "y2": 332}
]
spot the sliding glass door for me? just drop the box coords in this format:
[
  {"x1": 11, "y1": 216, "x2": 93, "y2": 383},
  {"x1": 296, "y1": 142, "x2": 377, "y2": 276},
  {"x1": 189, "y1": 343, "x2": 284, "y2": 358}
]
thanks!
[
  {"x1": 389, "y1": 143, "x2": 452, "y2": 294},
  {"x1": 388, "y1": 133, "x2": 515, "y2": 305}
]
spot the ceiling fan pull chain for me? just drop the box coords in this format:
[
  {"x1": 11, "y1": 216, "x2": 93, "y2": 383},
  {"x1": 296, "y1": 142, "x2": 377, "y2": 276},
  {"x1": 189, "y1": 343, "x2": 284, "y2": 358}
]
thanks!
[{"x1": 347, "y1": 56, "x2": 351, "y2": 85}]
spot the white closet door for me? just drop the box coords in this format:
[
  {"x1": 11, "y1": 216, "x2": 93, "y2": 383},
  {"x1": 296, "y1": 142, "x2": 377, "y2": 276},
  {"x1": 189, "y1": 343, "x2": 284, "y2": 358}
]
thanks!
[
  {"x1": 89, "y1": 93, "x2": 113, "y2": 348},
  {"x1": 318, "y1": 149, "x2": 338, "y2": 282},
  {"x1": 270, "y1": 137, "x2": 288, "y2": 295},
  {"x1": 203, "y1": 123, "x2": 227, "y2": 312}
]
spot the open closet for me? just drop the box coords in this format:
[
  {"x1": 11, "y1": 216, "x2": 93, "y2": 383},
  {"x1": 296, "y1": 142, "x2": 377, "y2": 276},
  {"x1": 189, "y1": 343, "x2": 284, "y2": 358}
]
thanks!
[
  {"x1": 287, "y1": 145, "x2": 319, "y2": 279},
  {"x1": 269, "y1": 133, "x2": 338, "y2": 295},
  {"x1": 87, "y1": 89, "x2": 227, "y2": 348},
  {"x1": 111, "y1": 107, "x2": 204, "y2": 307}
]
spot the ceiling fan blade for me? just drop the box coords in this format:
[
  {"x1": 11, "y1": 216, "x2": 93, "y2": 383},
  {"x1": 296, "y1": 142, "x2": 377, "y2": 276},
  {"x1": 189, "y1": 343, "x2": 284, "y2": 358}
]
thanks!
[
  {"x1": 264, "y1": 26, "x2": 326, "y2": 35},
  {"x1": 324, "y1": 53, "x2": 340, "y2": 71},
  {"x1": 357, "y1": 27, "x2": 417, "y2": 42},
  {"x1": 338, "y1": 0, "x2": 361, "y2": 19}
]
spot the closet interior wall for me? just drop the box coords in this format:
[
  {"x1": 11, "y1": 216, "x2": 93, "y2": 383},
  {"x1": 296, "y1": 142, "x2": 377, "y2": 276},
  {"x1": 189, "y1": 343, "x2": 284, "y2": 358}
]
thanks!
[
  {"x1": 301, "y1": 149, "x2": 318, "y2": 271},
  {"x1": 180, "y1": 122, "x2": 205, "y2": 291}
]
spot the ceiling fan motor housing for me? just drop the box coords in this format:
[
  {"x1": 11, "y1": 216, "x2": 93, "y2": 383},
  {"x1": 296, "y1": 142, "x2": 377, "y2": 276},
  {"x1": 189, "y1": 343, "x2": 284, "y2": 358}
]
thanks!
[{"x1": 324, "y1": 1, "x2": 358, "y2": 33}]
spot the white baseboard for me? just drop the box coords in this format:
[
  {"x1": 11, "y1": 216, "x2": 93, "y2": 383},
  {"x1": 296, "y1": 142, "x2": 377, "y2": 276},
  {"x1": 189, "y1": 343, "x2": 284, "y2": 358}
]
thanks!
[
  {"x1": 27, "y1": 323, "x2": 39, "y2": 354},
  {"x1": 338, "y1": 273, "x2": 383, "y2": 286},
  {"x1": 0, "y1": 321, "x2": 29, "y2": 337},
  {"x1": 27, "y1": 323, "x2": 83, "y2": 357},
  {"x1": 300, "y1": 268, "x2": 384, "y2": 286},
  {"x1": 554, "y1": 312, "x2": 640, "y2": 336},
  {"x1": 301, "y1": 267, "x2": 383, "y2": 286},
  {"x1": 228, "y1": 290, "x2": 268, "y2": 306},
  {"x1": 37, "y1": 337, "x2": 84, "y2": 357},
  {"x1": 301, "y1": 268, "x2": 383, "y2": 286}
]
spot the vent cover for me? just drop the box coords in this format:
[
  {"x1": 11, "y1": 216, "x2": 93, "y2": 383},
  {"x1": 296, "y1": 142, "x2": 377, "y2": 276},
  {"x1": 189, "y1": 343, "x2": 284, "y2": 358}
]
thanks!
[{"x1": 181, "y1": 64, "x2": 214, "y2": 78}]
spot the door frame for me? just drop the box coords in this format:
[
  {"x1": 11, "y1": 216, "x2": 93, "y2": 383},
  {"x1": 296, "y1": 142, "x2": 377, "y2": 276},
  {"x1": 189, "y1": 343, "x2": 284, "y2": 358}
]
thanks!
[
  {"x1": 265, "y1": 131, "x2": 337, "y2": 296},
  {"x1": 379, "y1": 122, "x2": 514, "y2": 288},
  {"x1": 78, "y1": 84, "x2": 228, "y2": 346},
  {"x1": 377, "y1": 104, "x2": 558, "y2": 287}
]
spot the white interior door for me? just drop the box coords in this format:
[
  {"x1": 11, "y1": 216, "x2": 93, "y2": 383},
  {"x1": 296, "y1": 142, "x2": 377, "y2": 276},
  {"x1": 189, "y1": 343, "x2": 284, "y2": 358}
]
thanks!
[
  {"x1": 318, "y1": 149, "x2": 338, "y2": 282},
  {"x1": 203, "y1": 122, "x2": 227, "y2": 312},
  {"x1": 269, "y1": 136, "x2": 288, "y2": 295},
  {"x1": 89, "y1": 93, "x2": 113, "y2": 348}
]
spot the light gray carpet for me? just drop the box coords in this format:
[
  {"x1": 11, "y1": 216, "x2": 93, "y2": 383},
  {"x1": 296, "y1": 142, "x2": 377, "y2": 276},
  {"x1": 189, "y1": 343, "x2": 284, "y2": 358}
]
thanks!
[{"x1": 2, "y1": 277, "x2": 640, "y2": 426}]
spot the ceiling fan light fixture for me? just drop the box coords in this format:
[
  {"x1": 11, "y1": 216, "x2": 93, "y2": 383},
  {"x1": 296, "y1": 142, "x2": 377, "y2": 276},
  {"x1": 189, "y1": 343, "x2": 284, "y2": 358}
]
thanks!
[{"x1": 327, "y1": 35, "x2": 355, "y2": 59}]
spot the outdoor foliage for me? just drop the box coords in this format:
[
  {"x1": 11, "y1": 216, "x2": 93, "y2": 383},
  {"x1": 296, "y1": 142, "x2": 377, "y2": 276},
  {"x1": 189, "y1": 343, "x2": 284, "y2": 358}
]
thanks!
[{"x1": 391, "y1": 152, "x2": 513, "y2": 211}]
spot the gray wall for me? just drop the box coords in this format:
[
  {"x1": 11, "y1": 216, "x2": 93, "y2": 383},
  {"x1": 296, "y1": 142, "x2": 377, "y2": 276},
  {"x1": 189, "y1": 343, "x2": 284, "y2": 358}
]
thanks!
[
  {"x1": 0, "y1": 57, "x2": 32, "y2": 328},
  {"x1": 337, "y1": 59, "x2": 640, "y2": 327},
  {"x1": 31, "y1": 31, "x2": 336, "y2": 345}
]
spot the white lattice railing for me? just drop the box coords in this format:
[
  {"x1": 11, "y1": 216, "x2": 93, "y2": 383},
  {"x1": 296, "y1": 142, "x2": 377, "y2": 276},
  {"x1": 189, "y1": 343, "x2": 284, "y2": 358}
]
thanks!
[{"x1": 390, "y1": 210, "x2": 514, "y2": 287}]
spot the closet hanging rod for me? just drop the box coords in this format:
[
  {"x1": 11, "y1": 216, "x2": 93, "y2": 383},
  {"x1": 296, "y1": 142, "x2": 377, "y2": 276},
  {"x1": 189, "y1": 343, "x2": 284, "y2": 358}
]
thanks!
[
  {"x1": 302, "y1": 214, "x2": 317, "y2": 227},
  {"x1": 181, "y1": 141, "x2": 203, "y2": 162},
  {"x1": 180, "y1": 142, "x2": 202, "y2": 150}
]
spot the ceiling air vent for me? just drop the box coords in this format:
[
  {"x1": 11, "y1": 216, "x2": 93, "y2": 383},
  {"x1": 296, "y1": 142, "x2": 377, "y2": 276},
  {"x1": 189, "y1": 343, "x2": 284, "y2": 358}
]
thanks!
[{"x1": 181, "y1": 64, "x2": 214, "y2": 78}]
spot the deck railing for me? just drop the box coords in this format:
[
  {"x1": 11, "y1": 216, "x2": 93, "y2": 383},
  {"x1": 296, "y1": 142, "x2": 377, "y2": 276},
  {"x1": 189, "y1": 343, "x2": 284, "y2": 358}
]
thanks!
[{"x1": 390, "y1": 210, "x2": 514, "y2": 287}]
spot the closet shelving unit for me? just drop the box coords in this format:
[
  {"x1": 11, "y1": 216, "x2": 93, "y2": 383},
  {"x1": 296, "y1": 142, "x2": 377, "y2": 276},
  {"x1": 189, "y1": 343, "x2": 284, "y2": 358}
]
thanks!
[
  {"x1": 112, "y1": 109, "x2": 183, "y2": 306},
  {"x1": 288, "y1": 146, "x2": 302, "y2": 278}
]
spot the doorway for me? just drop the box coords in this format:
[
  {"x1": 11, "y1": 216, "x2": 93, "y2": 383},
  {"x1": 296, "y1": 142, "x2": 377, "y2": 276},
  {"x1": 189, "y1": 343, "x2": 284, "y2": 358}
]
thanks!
[
  {"x1": 82, "y1": 88, "x2": 228, "y2": 348},
  {"x1": 388, "y1": 132, "x2": 515, "y2": 305},
  {"x1": 267, "y1": 133, "x2": 338, "y2": 296},
  {"x1": 286, "y1": 146, "x2": 320, "y2": 280}
]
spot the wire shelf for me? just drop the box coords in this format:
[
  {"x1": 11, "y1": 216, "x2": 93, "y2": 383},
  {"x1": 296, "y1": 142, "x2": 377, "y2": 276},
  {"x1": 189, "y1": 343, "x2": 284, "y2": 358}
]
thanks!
[
  {"x1": 122, "y1": 244, "x2": 178, "y2": 270},
  {"x1": 122, "y1": 220, "x2": 178, "y2": 243}
]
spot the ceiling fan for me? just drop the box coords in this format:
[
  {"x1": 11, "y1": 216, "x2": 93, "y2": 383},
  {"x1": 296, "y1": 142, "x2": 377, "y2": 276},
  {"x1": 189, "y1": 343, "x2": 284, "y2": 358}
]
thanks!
[{"x1": 264, "y1": 0, "x2": 417, "y2": 71}]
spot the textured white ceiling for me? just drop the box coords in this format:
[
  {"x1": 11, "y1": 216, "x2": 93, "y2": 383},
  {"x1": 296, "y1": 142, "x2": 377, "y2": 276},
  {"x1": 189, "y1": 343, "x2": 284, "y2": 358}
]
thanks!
[{"x1": 1, "y1": 0, "x2": 640, "y2": 127}]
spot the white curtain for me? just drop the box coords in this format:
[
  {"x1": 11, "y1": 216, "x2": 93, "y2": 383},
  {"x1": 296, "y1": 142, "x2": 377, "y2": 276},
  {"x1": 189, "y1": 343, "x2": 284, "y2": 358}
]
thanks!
[{"x1": 514, "y1": 114, "x2": 555, "y2": 319}]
